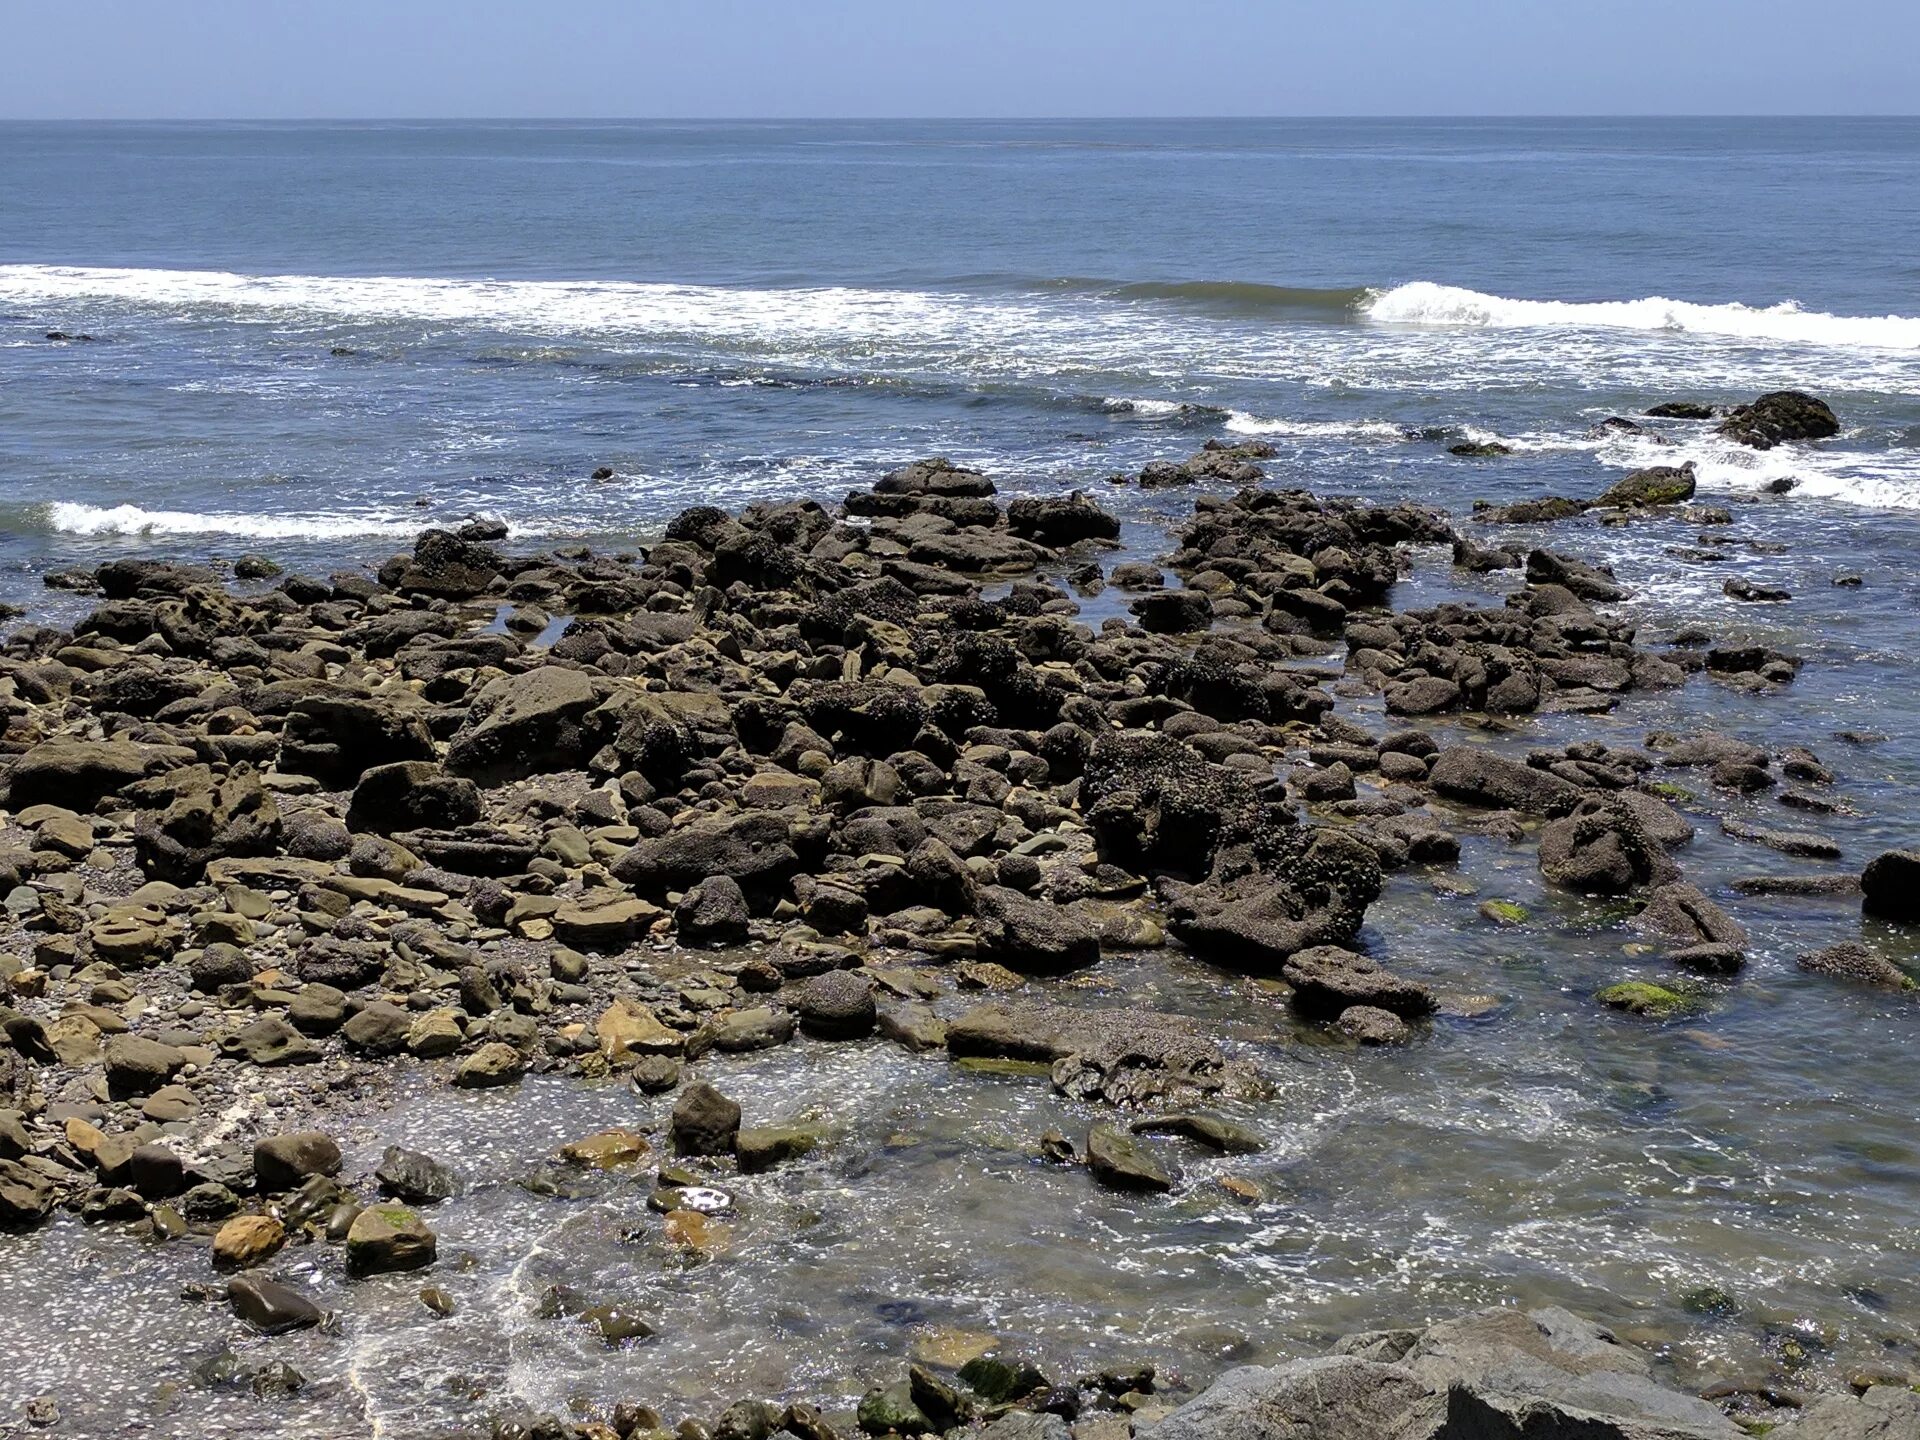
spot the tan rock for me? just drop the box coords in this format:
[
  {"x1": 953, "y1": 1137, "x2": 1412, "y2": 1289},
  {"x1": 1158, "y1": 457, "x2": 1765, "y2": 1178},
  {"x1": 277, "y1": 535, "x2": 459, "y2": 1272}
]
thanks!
[{"x1": 212, "y1": 1214, "x2": 286, "y2": 1270}]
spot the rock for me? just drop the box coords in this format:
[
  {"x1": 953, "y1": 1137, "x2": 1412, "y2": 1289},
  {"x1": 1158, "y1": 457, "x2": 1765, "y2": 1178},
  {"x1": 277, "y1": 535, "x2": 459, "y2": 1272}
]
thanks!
[
  {"x1": 3, "y1": 739, "x2": 182, "y2": 810},
  {"x1": 796, "y1": 968, "x2": 877, "y2": 1039},
  {"x1": 1129, "y1": 1113, "x2": 1262, "y2": 1154},
  {"x1": 1149, "y1": 1356, "x2": 1433, "y2": 1440},
  {"x1": 1428, "y1": 747, "x2": 1580, "y2": 815},
  {"x1": 1538, "y1": 798, "x2": 1681, "y2": 896},
  {"x1": 1005, "y1": 491, "x2": 1119, "y2": 548},
  {"x1": 342, "y1": 1000, "x2": 413, "y2": 1056},
  {"x1": 698, "y1": 1005, "x2": 795, "y2": 1053},
  {"x1": 612, "y1": 810, "x2": 800, "y2": 902},
  {"x1": 858, "y1": 1381, "x2": 932, "y2": 1437},
  {"x1": 1335, "y1": 1005, "x2": 1411, "y2": 1044},
  {"x1": 385, "y1": 527, "x2": 499, "y2": 599},
  {"x1": 1597, "y1": 981, "x2": 1697, "y2": 1019},
  {"x1": 1646, "y1": 401, "x2": 1715, "y2": 420},
  {"x1": 974, "y1": 886, "x2": 1100, "y2": 974},
  {"x1": 132, "y1": 766, "x2": 281, "y2": 884},
  {"x1": 0, "y1": 1158, "x2": 57, "y2": 1230},
  {"x1": 736, "y1": 1125, "x2": 822, "y2": 1173},
  {"x1": 671, "y1": 1082, "x2": 741, "y2": 1156},
  {"x1": 1281, "y1": 946, "x2": 1438, "y2": 1020},
  {"x1": 445, "y1": 665, "x2": 602, "y2": 778},
  {"x1": 254, "y1": 1132, "x2": 342, "y2": 1193},
  {"x1": 1718, "y1": 390, "x2": 1839, "y2": 449},
  {"x1": 346, "y1": 761, "x2": 482, "y2": 834},
  {"x1": 674, "y1": 875, "x2": 752, "y2": 946},
  {"x1": 346, "y1": 1203, "x2": 438, "y2": 1275},
  {"x1": 1797, "y1": 942, "x2": 1914, "y2": 990},
  {"x1": 560, "y1": 1129, "x2": 651, "y2": 1168},
  {"x1": 453, "y1": 1041, "x2": 526, "y2": 1088},
  {"x1": 1086, "y1": 1125, "x2": 1174, "y2": 1193},
  {"x1": 280, "y1": 695, "x2": 436, "y2": 787},
  {"x1": 227, "y1": 1272, "x2": 325, "y2": 1335},
  {"x1": 976, "y1": 1416, "x2": 1069, "y2": 1440},
  {"x1": 1131, "y1": 589, "x2": 1214, "y2": 634},
  {"x1": 376, "y1": 1145, "x2": 457, "y2": 1204},
  {"x1": 595, "y1": 998, "x2": 681, "y2": 1061},
  {"x1": 1153, "y1": 1306, "x2": 1742, "y2": 1440},
  {"x1": 1861, "y1": 849, "x2": 1920, "y2": 923},
  {"x1": 1633, "y1": 883, "x2": 1747, "y2": 950},
  {"x1": 223, "y1": 1015, "x2": 320, "y2": 1067},
  {"x1": 1597, "y1": 463, "x2": 1696, "y2": 508},
  {"x1": 1774, "y1": 1384, "x2": 1920, "y2": 1439},
  {"x1": 212, "y1": 1214, "x2": 287, "y2": 1270},
  {"x1": 102, "y1": 1034, "x2": 186, "y2": 1099},
  {"x1": 550, "y1": 895, "x2": 664, "y2": 949}
]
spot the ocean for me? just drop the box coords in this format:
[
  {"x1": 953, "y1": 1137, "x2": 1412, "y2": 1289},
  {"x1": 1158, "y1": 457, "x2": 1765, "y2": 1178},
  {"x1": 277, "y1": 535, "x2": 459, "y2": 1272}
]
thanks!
[
  {"x1": 1, "y1": 117, "x2": 1917, "y2": 578},
  {"x1": 3, "y1": 118, "x2": 1920, "y2": 1437}
]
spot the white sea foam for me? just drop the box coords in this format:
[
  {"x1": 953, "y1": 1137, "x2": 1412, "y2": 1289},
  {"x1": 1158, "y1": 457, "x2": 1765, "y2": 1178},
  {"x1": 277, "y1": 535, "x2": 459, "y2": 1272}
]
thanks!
[
  {"x1": 1103, "y1": 396, "x2": 1191, "y2": 417},
  {"x1": 44, "y1": 501, "x2": 462, "y2": 540},
  {"x1": 1363, "y1": 281, "x2": 1920, "y2": 351},
  {"x1": 1222, "y1": 410, "x2": 1408, "y2": 441}
]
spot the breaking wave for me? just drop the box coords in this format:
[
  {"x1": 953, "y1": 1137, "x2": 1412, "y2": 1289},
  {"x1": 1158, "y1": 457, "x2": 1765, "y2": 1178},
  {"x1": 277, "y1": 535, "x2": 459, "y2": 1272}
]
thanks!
[{"x1": 1362, "y1": 282, "x2": 1920, "y2": 351}]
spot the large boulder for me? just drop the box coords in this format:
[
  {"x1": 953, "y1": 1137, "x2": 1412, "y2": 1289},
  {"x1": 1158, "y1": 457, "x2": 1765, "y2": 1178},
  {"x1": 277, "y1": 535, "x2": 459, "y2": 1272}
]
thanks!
[
  {"x1": 346, "y1": 761, "x2": 482, "y2": 834},
  {"x1": 1861, "y1": 849, "x2": 1920, "y2": 923},
  {"x1": 612, "y1": 811, "x2": 801, "y2": 903},
  {"x1": 446, "y1": 666, "x2": 602, "y2": 779},
  {"x1": 132, "y1": 767, "x2": 281, "y2": 884},
  {"x1": 383, "y1": 528, "x2": 499, "y2": 599},
  {"x1": 1597, "y1": 462, "x2": 1696, "y2": 508},
  {"x1": 1004, "y1": 491, "x2": 1120, "y2": 548},
  {"x1": 1280, "y1": 946, "x2": 1437, "y2": 1020},
  {"x1": 974, "y1": 886, "x2": 1100, "y2": 974},
  {"x1": 3, "y1": 739, "x2": 188, "y2": 810},
  {"x1": 1168, "y1": 829, "x2": 1382, "y2": 969},
  {"x1": 1149, "y1": 1306, "x2": 1743, "y2": 1440},
  {"x1": 279, "y1": 693, "x2": 436, "y2": 788},
  {"x1": 1717, "y1": 390, "x2": 1839, "y2": 450},
  {"x1": 1429, "y1": 747, "x2": 1581, "y2": 816},
  {"x1": 1538, "y1": 798, "x2": 1682, "y2": 896}
]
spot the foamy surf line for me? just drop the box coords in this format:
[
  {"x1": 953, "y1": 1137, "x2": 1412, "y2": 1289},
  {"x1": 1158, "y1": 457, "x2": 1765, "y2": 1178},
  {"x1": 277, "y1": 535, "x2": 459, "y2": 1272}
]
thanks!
[
  {"x1": 0, "y1": 263, "x2": 1070, "y2": 345},
  {"x1": 40, "y1": 502, "x2": 506, "y2": 540},
  {"x1": 1362, "y1": 281, "x2": 1920, "y2": 351}
]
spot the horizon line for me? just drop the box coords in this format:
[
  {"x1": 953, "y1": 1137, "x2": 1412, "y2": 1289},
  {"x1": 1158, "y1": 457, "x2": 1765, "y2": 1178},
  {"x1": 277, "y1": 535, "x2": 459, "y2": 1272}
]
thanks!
[{"x1": 2, "y1": 112, "x2": 1917, "y2": 124}]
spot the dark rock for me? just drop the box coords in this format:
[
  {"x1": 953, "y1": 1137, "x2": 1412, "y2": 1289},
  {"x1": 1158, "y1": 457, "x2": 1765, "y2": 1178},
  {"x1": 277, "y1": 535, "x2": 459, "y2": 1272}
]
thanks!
[
  {"x1": 1281, "y1": 946, "x2": 1437, "y2": 1020},
  {"x1": 376, "y1": 1145, "x2": 458, "y2": 1204},
  {"x1": 1597, "y1": 462, "x2": 1696, "y2": 508},
  {"x1": 1718, "y1": 390, "x2": 1839, "y2": 449},
  {"x1": 346, "y1": 762, "x2": 482, "y2": 834},
  {"x1": 228, "y1": 1273, "x2": 325, "y2": 1335},
  {"x1": 670, "y1": 1082, "x2": 741, "y2": 1156},
  {"x1": 1797, "y1": 942, "x2": 1913, "y2": 990},
  {"x1": 1086, "y1": 1125, "x2": 1174, "y2": 1194},
  {"x1": 674, "y1": 875, "x2": 752, "y2": 945},
  {"x1": 974, "y1": 886, "x2": 1100, "y2": 974},
  {"x1": 1861, "y1": 849, "x2": 1920, "y2": 923},
  {"x1": 795, "y1": 969, "x2": 877, "y2": 1039},
  {"x1": 254, "y1": 1132, "x2": 342, "y2": 1193}
]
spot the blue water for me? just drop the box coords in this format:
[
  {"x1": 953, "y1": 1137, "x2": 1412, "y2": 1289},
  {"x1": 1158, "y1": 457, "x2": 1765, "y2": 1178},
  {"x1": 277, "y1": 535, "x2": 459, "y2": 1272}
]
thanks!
[
  {"x1": 1, "y1": 117, "x2": 1917, "y2": 585},
  {"x1": 5, "y1": 120, "x2": 1920, "y2": 1438}
]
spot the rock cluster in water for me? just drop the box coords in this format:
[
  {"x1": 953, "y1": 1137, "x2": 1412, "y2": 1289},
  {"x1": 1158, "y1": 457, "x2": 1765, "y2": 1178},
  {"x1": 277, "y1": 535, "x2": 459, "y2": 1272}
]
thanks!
[{"x1": 0, "y1": 391, "x2": 1912, "y2": 1435}]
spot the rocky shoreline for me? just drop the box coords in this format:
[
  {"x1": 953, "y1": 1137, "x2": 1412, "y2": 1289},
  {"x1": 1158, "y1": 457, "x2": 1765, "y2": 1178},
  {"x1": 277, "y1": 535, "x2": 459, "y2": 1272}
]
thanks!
[{"x1": 0, "y1": 389, "x2": 1916, "y2": 1437}]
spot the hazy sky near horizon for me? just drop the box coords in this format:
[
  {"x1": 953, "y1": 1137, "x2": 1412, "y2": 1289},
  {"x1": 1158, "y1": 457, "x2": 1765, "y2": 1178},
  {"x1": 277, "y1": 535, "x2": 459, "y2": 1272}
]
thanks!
[{"x1": 3, "y1": 0, "x2": 1915, "y2": 120}]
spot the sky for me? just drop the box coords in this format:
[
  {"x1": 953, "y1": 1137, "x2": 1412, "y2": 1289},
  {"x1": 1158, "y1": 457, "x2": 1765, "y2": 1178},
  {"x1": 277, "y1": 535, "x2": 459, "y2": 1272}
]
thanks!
[{"x1": 2, "y1": 0, "x2": 1915, "y2": 120}]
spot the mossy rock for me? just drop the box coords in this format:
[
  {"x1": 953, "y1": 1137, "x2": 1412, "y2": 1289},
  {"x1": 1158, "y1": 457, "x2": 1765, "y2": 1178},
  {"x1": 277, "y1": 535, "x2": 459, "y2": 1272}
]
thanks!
[
  {"x1": 1597, "y1": 981, "x2": 1697, "y2": 1019},
  {"x1": 1680, "y1": 1284, "x2": 1739, "y2": 1317},
  {"x1": 1478, "y1": 900, "x2": 1529, "y2": 926}
]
